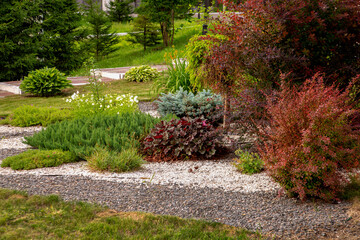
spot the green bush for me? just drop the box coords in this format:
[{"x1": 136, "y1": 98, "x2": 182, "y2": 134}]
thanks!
[
  {"x1": 1, "y1": 149, "x2": 78, "y2": 170},
  {"x1": 86, "y1": 147, "x2": 144, "y2": 172},
  {"x1": 124, "y1": 65, "x2": 159, "y2": 82},
  {"x1": 24, "y1": 112, "x2": 161, "y2": 157},
  {"x1": 156, "y1": 88, "x2": 223, "y2": 123},
  {"x1": 233, "y1": 149, "x2": 264, "y2": 175},
  {"x1": 20, "y1": 67, "x2": 72, "y2": 97},
  {"x1": 4, "y1": 105, "x2": 72, "y2": 127}
]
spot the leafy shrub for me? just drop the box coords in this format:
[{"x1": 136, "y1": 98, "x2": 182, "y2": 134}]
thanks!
[
  {"x1": 233, "y1": 149, "x2": 264, "y2": 175},
  {"x1": 204, "y1": 0, "x2": 360, "y2": 88},
  {"x1": 24, "y1": 112, "x2": 161, "y2": 157},
  {"x1": 67, "y1": 91, "x2": 138, "y2": 117},
  {"x1": 156, "y1": 88, "x2": 223, "y2": 123},
  {"x1": 5, "y1": 105, "x2": 72, "y2": 127},
  {"x1": 1, "y1": 149, "x2": 78, "y2": 170},
  {"x1": 124, "y1": 65, "x2": 159, "y2": 83},
  {"x1": 86, "y1": 147, "x2": 144, "y2": 172},
  {"x1": 20, "y1": 67, "x2": 72, "y2": 97},
  {"x1": 259, "y1": 74, "x2": 360, "y2": 201},
  {"x1": 142, "y1": 117, "x2": 219, "y2": 161}
]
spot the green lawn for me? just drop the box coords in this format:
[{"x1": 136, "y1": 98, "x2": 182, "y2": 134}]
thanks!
[{"x1": 0, "y1": 188, "x2": 262, "y2": 240}]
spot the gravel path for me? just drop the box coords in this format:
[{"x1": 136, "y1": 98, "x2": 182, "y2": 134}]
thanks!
[{"x1": 0, "y1": 109, "x2": 357, "y2": 239}]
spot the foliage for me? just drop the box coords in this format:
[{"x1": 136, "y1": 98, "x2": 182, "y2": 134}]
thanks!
[
  {"x1": 204, "y1": 0, "x2": 360, "y2": 89},
  {"x1": 20, "y1": 67, "x2": 72, "y2": 97},
  {"x1": 107, "y1": 0, "x2": 133, "y2": 23},
  {"x1": 233, "y1": 149, "x2": 264, "y2": 175},
  {"x1": 24, "y1": 112, "x2": 160, "y2": 157},
  {"x1": 259, "y1": 74, "x2": 360, "y2": 201},
  {"x1": 86, "y1": 147, "x2": 144, "y2": 172},
  {"x1": 1, "y1": 149, "x2": 78, "y2": 170},
  {"x1": 84, "y1": 0, "x2": 119, "y2": 60},
  {"x1": 0, "y1": 189, "x2": 259, "y2": 240},
  {"x1": 128, "y1": 15, "x2": 161, "y2": 51},
  {"x1": 4, "y1": 105, "x2": 72, "y2": 127},
  {"x1": 153, "y1": 49, "x2": 194, "y2": 94},
  {"x1": 124, "y1": 65, "x2": 159, "y2": 83},
  {"x1": 142, "y1": 117, "x2": 219, "y2": 161},
  {"x1": 156, "y1": 87, "x2": 223, "y2": 123},
  {"x1": 136, "y1": 0, "x2": 198, "y2": 46}
]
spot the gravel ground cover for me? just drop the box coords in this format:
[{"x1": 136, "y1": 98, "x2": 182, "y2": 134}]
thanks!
[{"x1": 0, "y1": 103, "x2": 358, "y2": 239}]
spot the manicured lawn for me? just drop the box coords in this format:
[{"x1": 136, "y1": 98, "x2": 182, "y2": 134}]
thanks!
[{"x1": 0, "y1": 188, "x2": 261, "y2": 240}]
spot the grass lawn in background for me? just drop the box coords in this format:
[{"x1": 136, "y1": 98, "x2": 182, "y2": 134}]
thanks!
[{"x1": 0, "y1": 188, "x2": 261, "y2": 240}]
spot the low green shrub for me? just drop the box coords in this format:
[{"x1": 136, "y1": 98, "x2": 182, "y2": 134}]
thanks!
[
  {"x1": 24, "y1": 112, "x2": 161, "y2": 157},
  {"x1": 86, "y1": 147, "x2": 144, "y2": 172},
  {"x1": 124, "y1": 65, "x2": 159, "y2": 83},
  {"x1": 4, "y1": 105, "x2": 72, "y2": 127},
  {"x1": 142, "y1": 117, "x2": 220, "y2": 161},
  {"x1": 156, "y1": 88, "x2": 223, "y2": 123},
  {"x1": 1, "y1": 149, "x2": 78, "y2": 170},
  {"x1": 233, "y1": 149, "x2": 264, "y2": 175},
  {"x1": 20, "y1": 67, "x2": 72, "y2": 97}
]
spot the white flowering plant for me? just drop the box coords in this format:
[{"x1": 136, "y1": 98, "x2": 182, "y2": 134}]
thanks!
[
  {"x1": 66, "y1": 60, "x2": 139, "y2": 117},
  {"x1": 66, "y1": 92, "x2": 139, "y2": 117}
]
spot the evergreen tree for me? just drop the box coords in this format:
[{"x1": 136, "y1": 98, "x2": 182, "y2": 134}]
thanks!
[
  {"x1": 107, "y1": 0, "x2": 133, "y2": 22},
  {"x1": 129, "y1": 15, "x2": 161, "y2": 51},
  {"x1": 85, "y1": 0, "x2": 119, "y2": 60},
  {"x1": 0, "y1": 0, "x2": 42, "y2": 82}
]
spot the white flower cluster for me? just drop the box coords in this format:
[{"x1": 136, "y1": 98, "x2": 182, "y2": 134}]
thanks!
[{"x1": 65, "y1": 91, "x2": 139, "y2": 116}]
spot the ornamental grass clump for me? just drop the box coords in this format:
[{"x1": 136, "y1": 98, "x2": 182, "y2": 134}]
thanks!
[
  {"x1": 260, "y1": 74, "x2": 360, "y2": 201},
  {"x1": 142, "y1": 117, "x2": 220, "y2": 161},
  {"x1": 24, "y1": 112, "x2": 160, "y2": 157}
]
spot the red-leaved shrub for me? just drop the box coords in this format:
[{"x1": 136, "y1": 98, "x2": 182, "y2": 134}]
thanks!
[
  {"x1": 260, "y1": 74, "x2": 360, "y2": 201},
  {"x1": 142, "y1": 118, "x2": 219, "y2": 161}
]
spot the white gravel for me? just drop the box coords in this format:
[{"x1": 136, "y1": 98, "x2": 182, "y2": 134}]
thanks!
[{"x1": 0, "y1": 125, "x2": 280, "y2": 194}]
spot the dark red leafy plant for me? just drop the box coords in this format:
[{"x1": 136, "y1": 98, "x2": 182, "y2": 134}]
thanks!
[
  {"x1": 142, "y1": 117, "x2": 220, "y2": 161},
  {"x1": 259, "y1": 73, "x2": 360, "y2": 201}
]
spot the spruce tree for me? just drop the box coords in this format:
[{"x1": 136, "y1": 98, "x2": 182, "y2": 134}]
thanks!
[
  {"x1": 108, "y1": 0, "x2": 133, "y2": 23},
  {"x1": 129, "y1": 15, "x2": 161, "y2": 51},
  {"x1": 85, "y1": 0, "x2": 119, "y2": 60}
]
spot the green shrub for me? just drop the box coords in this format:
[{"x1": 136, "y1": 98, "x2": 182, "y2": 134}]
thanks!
[
  {"x1": 124, "y1": 65, "x2": 159, "y2": 82},
  {"x1": 1, "y1": 149, "x2": 78, "y2": 170},
  {"x1": 24, "y1": 112, "x2": 161, "y2": 157},
  {"x1": 156, "y1": 88, "x2": 223, "y2": 123},
  {"x1": 20, "y1": 67, "x2": 72, "y2": 97},
  {"x1": 5, "y1": 105, "x2": 72, "y2": 127},
  {"x1": 142, "y1": 117, "x2": 220, "y2": 161},
  {"x1": 233, "y1": 149, "x2": 264, "y2": 175},
  {"x1": 86, "y1": 147, "x2": 144, "y2": 172}
]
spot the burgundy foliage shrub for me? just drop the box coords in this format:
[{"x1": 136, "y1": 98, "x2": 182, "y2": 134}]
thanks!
[
  {"x1": 142, "y1": 118, "x2": 219, "y2": 161},
  {"x1": 204, "y1": 0, "x2": 360, "y2": 88},
  {"x1": 259, "y1": 74, "x2": 360, "y2": 201}
]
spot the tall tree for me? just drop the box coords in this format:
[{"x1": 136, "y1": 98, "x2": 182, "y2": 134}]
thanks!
[
  {"x1": 136, "y1": 0, "x2": 197, "y2": 47},
  {"x1": 84, "y1": 0, "x2": 119, "y2": 60},
  {"x1": 129, "y1": 15, "x2": 161, "y2": 51}
]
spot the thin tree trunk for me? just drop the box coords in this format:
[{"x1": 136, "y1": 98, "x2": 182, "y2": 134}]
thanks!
[
  {"x1": 144, "y1": 24, "x2": 146, "y2": 51},
  {"x1": 170, "y1": 9, "x2": 175, "y2": 46},
  {"x1": 223, "y1": 92, "x2": 230, "y2": 128},
  {"x1": 161, "y1": 22, "x2": 169, "y2": 47}
]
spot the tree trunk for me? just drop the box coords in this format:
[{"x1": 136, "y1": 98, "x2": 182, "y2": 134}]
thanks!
[
  {"x1": 160, "y1": 22, "x2": 169, "y2": 47},
  {"x1": 223, "y1": 92, "x2": 230, "y2": 128},
  {"x1": 144, "y1": 24, "x2": 146, "y2": 51},
  {"x1": 170, "y1": 9, "x2": 175, "y2": 46}
]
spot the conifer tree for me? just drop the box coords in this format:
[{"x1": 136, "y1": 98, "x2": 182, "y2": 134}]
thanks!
[
  {"x1": 129, "y1": 15, "x2": 161, "y2": 51},
  {"x1": 108, "y1": 0, "x2": 133, "y2": 22},
  {"x1": 85, "y1": 0, "x2": 119, "y2": 60}
]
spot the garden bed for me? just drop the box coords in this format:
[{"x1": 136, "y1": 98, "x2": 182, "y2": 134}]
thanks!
[{"x1": 0, "y1": 124, "x2": 358, "y2": 239}]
